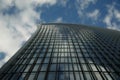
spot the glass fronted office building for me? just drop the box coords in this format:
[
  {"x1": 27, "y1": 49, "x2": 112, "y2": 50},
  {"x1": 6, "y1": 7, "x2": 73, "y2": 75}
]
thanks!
[{"x1": 0, "y1": 23, "x2": 120, "y2": 80}]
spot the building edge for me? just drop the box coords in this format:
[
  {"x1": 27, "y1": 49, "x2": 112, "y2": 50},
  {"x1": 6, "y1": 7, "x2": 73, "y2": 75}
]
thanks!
[{"x1": 0, "y1": 24, "x2": 42, "y2": 74}]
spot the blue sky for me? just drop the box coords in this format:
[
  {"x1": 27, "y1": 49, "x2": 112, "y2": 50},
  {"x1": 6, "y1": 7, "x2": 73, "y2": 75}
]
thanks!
[{"x1": 0, "y1": 0, "x2": 120, "y2": 67}]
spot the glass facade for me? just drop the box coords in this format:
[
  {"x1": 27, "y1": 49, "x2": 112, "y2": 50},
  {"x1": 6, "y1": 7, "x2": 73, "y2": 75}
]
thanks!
[{"x1": 0, "y1": 23, "x2": 120, "y2": 80}]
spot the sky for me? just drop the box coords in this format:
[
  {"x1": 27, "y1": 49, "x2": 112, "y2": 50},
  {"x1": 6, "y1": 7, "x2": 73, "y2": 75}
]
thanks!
[{"x1": 0, "y1": 0, "x2": 120, "y2": 67}]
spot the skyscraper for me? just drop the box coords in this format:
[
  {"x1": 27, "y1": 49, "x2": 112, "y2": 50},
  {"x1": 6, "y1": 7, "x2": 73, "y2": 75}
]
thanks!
[{"x1": 0, "y1": 23, "x2": 120, "y2": 80}]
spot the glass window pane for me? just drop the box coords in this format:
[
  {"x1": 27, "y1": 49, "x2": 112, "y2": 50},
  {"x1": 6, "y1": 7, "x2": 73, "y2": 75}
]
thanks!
[
  {"x1": 61, "y1": 58, "x2": 65, "y2": 63},
  {"x1": 43, "y1": 58, "x2": 50, "y2": 63},
  {"x1": 69, "y1": 64, "x2": 73, "y2": 71},
  {"x1": 80, "y1": 58, "x2": 85, "y2": 63},
  {"x1": 41, "y1": 64, "x2": 48, "y2": 71},
  {"x1": 78, "y1": 53, "x2": 83, "y2": 57},
  {"x1": 59, "y1": 64, "x2": 64, "y2": 71},
  {"x1": 36, "y1": 58, "x2": 42, "y2": 64},
  {"x1": 37, "y1": 72, "x2": 45, "y2": 80},
  {"x1": 16, "y1": 65, "x2": 25, "y2": 72},
  {"x1": 47, "y1": 72, "x2": 55, "y2": 80},
  {"x1": 28, "y1": 73, "x2": 35, "y2": 80},
  {"x1": 90, "y1": 64, "x2": 98, "y2": 71},
  {"x1": 72, "y1": 58, "x2": 77, "y2": 63},
  {"x1": 11, "y1": 73, "x2": 20, "y2": 80},
  {"x1": 64, "y1": 58, "x2": 68, "y2": 63},
  {"x1": 64, "y1": 64, "x2": 69, "y2": 71},
  {"x1": 24, "y1": 65, "x2": 31, "y2": 72},
  {"x1": 18, "y1": 73, "x2": 27, "y2": 80},
  {"x1": 84, "y1": 72, "x2": 91, "y2": 80},
  {"x1": 58, "y1": 72, "x2": 64, "y2": 80},
  {"x1": 52, "y1": 58, "x2": 57, "y2": 63},
  {"x1": 79, "y1": 72, "x2": 84, "y2": 80},
  {"x1": 32, "y1": 65, "x2": 39, "y2": 71},
  {"x1": 75, "y1": 72, "x2": 80, "y2": 80},
  {"x1": 50, "y1": 64, "x2": 56, "y2": 71},
  {"x1": 82, "y1": 64, "x2": 88, "y2": 71},
  {"x1": 94, "y1": 72, "x2": 102, "y2": 79},
  {"x1": 64, "y1": 72, "x2": 69, "y2": 80},
  {"x1": 104, "y1": 73, "x2": 112, "y2": 80},
  {"x1": 68, "y1": 58, "x2": 72, "y2": 63},
  {"x1": 70, "y1": 72, "x2": 74, "y2": 80},
  {"x1": 74, "y1": 64, "x2": 78, "y2": 71},
  {"x1": 30, "y1": 58, "x2": 35, "y2": 64},
  {"x1": 99, "y1": 65, "x2": 106, "y2": 71},
  {"x1": 33, "y1": 53, "x2": 37, "y2": 57}
]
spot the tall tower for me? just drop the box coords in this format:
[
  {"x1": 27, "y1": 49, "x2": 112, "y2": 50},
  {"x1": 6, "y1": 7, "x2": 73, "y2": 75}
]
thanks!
[{"x1": 0, "y1": 23, "x2": 120, "y2": 80}]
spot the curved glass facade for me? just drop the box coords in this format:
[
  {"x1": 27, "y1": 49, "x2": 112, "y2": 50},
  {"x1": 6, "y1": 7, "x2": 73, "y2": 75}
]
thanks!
[{"x1": 0, "y1": 23, "x2": 120, "y2": 80}]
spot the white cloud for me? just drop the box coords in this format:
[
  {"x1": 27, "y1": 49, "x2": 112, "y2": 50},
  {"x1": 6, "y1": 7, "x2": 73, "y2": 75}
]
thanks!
[
  {"x1": 87, "y1": 9, "x2": 100, "y2": 20},
  {"x1": 104, "y1": 15, "x2": 112, "y2": 27},
  {"x1": 14, "y1": 0, "x2": 57, "y2": 10},
  {"x1": 76, "y1": 0, "x2": 97, "y2": 10},
  {"x1": 0, "y1": 0, "x2": 14, "y2": 10},
  {"x1": 58, "y1": 0, "x2": 68, "y2": 7},
  {"x1": 55, "y1": 17, "x2": 63, "y2": 23},
  {"x1": 76, "y1": 0, "x2": 97, "y2": 17},
  {"x1": 103, "y1": 3, "x2": 120, "y2": 31},
  {"x1": 114, "y1": 10, "x2": 120, "y2": 21},
  {"x1": 36, "y1": 0, "x2": 57, "y2": 6},
  {"x1": 0, "y1": 0, "x2": 57, "y2": 67}
]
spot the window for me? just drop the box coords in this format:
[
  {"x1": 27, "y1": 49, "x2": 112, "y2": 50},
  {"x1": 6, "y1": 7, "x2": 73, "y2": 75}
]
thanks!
[
  {"x1": 41, "y1": 64, "x2": 48, "y2": 71},
  {"x1": 36, "y1": 58, "x2": 42, "y2": 64},
  {"x1": 47, "y1": 72, "x2": 55, "y2": 80},
  {"x1": 32, "y1": 65, "x2": 39, "y2": 72},
  {"x1": 30, "y1": 58, "x2": 35, "y2": 64},
  {"x1": 50, "y1": 64, "x2": 56, "y2": 71},
  {"x1": 24, "y1": 65, "x2": 31, "y2": 72},
  {"x1": 28, "y1": 73, "x2": 36, "y2": 80}
]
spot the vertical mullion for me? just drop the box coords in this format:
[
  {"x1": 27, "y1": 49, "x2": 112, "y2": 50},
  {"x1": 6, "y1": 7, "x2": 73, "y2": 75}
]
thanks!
[
  {"x1": 44, "y1": 28, "x2": 56, "y2": 80},
  {"x1": 67, "y1": 27, "x2": 76, "y2": 80},
  {"x1": 33, "y1": 25, "x2": 52, "y2": 80}
]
